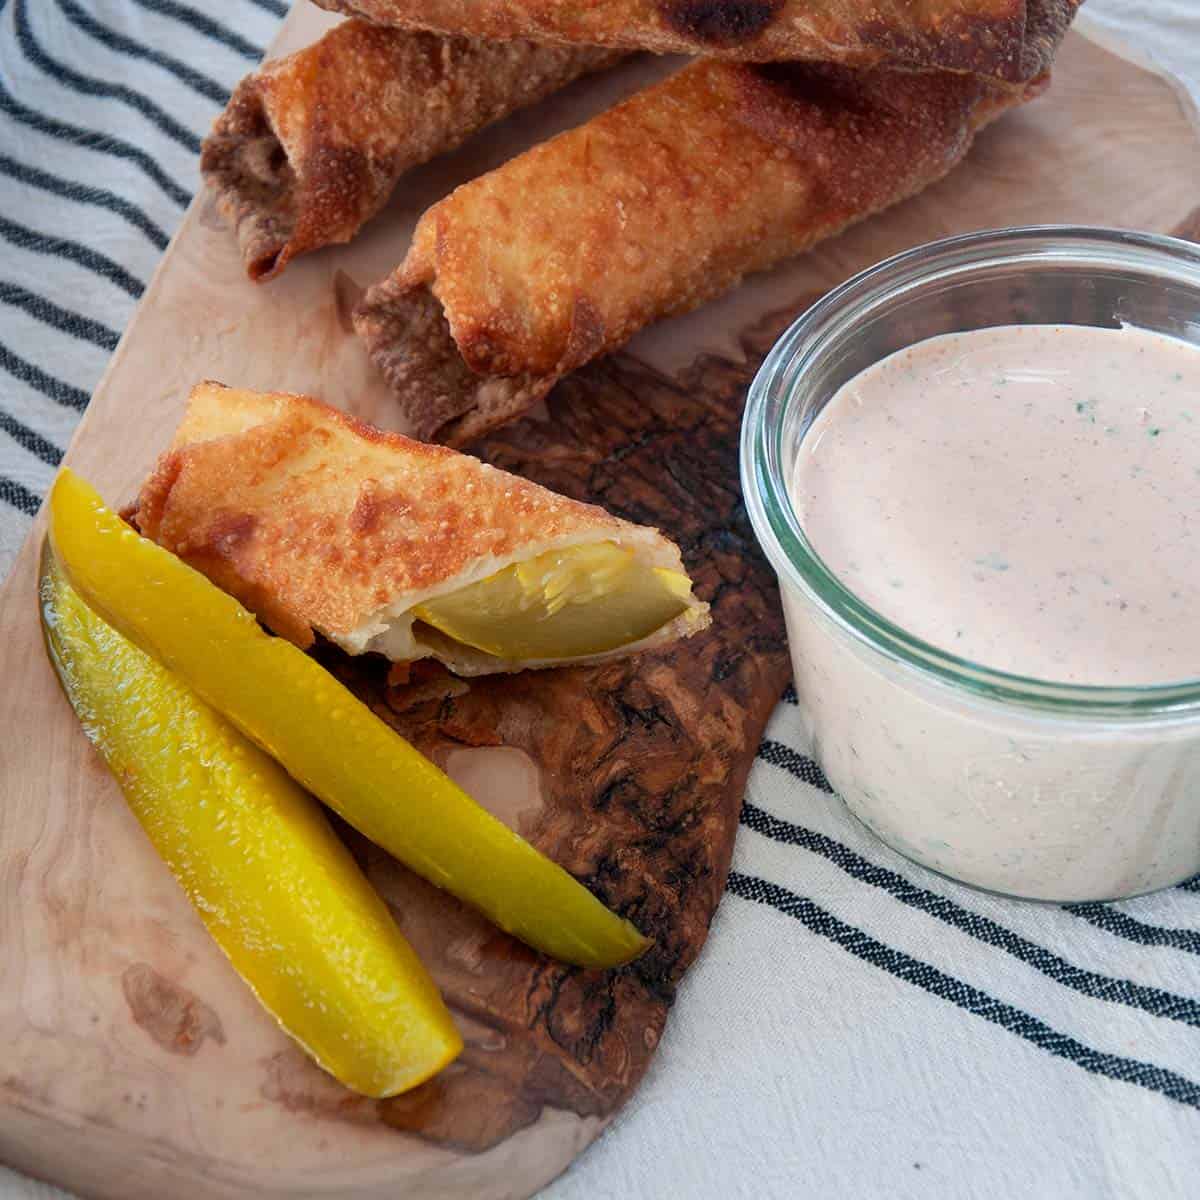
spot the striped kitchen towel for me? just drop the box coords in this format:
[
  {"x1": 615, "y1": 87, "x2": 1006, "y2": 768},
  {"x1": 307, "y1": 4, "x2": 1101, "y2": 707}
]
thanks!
[{"x1": 1, "y1": 4, "x2": 1199, "y2": 1199}]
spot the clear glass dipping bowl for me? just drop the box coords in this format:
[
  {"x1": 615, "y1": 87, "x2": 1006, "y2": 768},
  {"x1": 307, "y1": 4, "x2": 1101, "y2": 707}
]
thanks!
[{"x1": 740, "y1": 226, "x2": 1200, "y2": 902}]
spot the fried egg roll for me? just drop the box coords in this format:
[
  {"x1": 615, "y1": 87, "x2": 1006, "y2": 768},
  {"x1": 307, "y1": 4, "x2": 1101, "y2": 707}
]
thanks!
[
  {"x1": 354, "y1": 59, "x2": 1045, "y2": 446},
  {"x1": 313, "y1": 0, "x2": 1078, "y2": 83},
  {"x1": 201, "y1": 19, "x2": 620, "y2": 281},
  {"x1": 131, "y1": 383, "x2": 709, "y2": 676}
]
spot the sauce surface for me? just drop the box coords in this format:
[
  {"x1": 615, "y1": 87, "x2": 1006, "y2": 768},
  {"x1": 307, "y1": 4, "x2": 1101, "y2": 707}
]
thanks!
[{"x1": 790, "y1": 324, "x2": 1200, "y2": 686}]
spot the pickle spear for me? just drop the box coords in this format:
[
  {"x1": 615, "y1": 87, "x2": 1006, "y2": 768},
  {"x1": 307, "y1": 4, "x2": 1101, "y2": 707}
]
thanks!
[
  {"x1": 49, "y1": 469, "x2": 649, "y2": 969},
  {"x1": 39, "y1": 547, "x2": 462, "y2": 1097}
]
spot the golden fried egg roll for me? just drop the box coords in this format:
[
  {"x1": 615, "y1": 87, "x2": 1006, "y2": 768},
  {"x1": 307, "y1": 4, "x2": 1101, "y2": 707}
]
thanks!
[
  {"x1": 130, "y1": 383, "x2": 709, "y2": 677},
  {"x1": 201, "y1": 19, "x2": 620, "y2": 281},
  {"x1": 354, "y1": 58, "x2": 1046, "y2": 446},
  {"x1": 313, "y1": 0, "x2": 1078, "y2": 83}
]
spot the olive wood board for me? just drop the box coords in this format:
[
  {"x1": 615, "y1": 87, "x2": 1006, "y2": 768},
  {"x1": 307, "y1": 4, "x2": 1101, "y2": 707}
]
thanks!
[{"x1": 1, "y1": 8, "x2": 1198, "y2": 1199}]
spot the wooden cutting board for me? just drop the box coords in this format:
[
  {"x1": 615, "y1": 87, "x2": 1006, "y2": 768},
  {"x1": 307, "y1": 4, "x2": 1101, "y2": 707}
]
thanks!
[{"x1": 1, "y1": 8, "x2": 1199, "y2": 1198}]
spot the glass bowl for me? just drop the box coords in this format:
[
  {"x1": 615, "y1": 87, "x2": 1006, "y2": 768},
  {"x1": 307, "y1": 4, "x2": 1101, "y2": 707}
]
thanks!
[{"x1": 740, "y1": 226, "x2": 1200, "y2": 902}]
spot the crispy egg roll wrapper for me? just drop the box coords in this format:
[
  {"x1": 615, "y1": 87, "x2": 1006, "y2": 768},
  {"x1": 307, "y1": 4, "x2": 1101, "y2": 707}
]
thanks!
[
  {"x1": 129, "y1": 383, "x2": 709, "y2": 676},
  {"x1": 314, "y1": 0, "x2": 1078, "y2": 83},
  {"x1": 354, "y1": 59, "x2": 1045, "y2": 446},
  {"x1": 201, "y1": 19, "x2": 621, "y2": 281}
]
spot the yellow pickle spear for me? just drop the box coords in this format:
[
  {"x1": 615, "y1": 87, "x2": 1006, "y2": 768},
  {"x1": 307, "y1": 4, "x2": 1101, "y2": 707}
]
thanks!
[
  {"x1": 39, "y1": 547, "x2": 462, "y2": 1098},
  {"x1": 49, "y1": 469, "x2": 650, "y2": 970}
]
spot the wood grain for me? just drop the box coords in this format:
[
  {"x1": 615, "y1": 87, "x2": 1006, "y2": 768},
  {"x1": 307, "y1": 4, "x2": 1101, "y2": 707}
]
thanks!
[
  {"x1": 344, "y1": 334, "x2": 796, "y2": 1151},
  {"x1": 1, "y1": 8, "x2": 1198, "y2": 1199}
]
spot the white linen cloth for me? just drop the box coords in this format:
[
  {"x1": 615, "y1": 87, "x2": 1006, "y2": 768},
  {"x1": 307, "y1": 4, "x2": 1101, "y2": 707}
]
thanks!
[{"x1": 1, "y1": 3, "x2": 1198, "y2": 1198}]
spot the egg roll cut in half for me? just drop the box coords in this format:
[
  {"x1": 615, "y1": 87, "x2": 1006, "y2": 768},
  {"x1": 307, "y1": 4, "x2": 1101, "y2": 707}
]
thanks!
[
  {"x1": 201, "y1": 20, "x2": 620, "y2": 282},
  {"x1": 314, "y1": 0, "x2": 1079, "y2": 83},
  {"x1": 130, "y1": 383, "x2": 709, "y2": 677},
  {"x1": 354, "y1": 58, "x2": 1047, "y2": 446}
]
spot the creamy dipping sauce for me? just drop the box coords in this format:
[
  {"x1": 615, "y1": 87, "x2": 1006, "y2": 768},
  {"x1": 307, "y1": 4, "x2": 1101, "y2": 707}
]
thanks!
[
  {"x1": 779, "y1": 324, "x2": 1200, "y2": 901},
  {"x1": 792, "y1": 325, "x2": 1200, "y2": 685}
]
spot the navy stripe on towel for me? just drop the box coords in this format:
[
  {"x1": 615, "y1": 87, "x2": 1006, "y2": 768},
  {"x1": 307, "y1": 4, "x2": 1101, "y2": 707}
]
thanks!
[
  {"x1": 0, "y1": 475, "x2": 41, "y2": 516},
  {"x1": 130, "y1": 0, "x2": 263, "y2": 60},
  {"x1": 0, "y1": 152, "x2": 169, "y2": 250},
  {"x1": 758, "y1": 739, "x2": 833, "y2": 793},
  {"x1": 53, "y1": 0, "x2": 230, "y2": 106},
  {"x1": 242, "y1": 0, "x2": 287, "y2": 16},
  {"x1": 0, "y1": 343, "x2": 90, "y2": 411},
  {"x1": 1063, "y1": 903, "x2": 1200, "y2": 958},
  {"x1": 0, "y1": 75, "x2": 190, "y2": 207},
  {"x1": 13, "y1": 0, "x2": 201, "y2": 153},
  {"x1": 0, "y1": 407, "x2": 63, "y2": 468},
  {"x1": 727, "y1": 870, "x2": 1200, "y2": 1110},
  {"x1": 757, "y1": 735, "x2": 1200, "y2": 954},
  {"x1": 740, "y1": 800, "x2": 1200, "y2": 1028},
  {"x1": 0, "y1": 283, "x2": 120, "y2": 351},
  {"x1": 0, "y1": 215, "x2": 145, "y2": 299}
]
